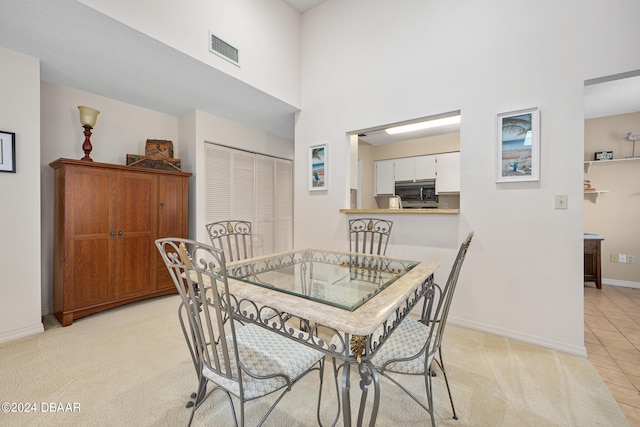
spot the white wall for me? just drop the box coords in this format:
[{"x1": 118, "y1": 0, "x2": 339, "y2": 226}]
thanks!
[
  {"x1": 79, "y1": 0, "x2": 302, "y2": 108},
  {"x1": 40, "y1": 81, "x2": 179, "y2": 315},
  {"x1": 0, "y1": 47, "x2": 43, "y2": 343},
  {"x1": 294, "y1": 0, "x2": 640, "y2": 355}
]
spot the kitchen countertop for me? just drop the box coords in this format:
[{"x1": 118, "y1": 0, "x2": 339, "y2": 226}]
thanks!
[
  {"x1": 584, "y1": 233, "x2": 604, "y2": 240},
  {"x1": 339, "y1": 208, "x2": 460, "y2": 215}
]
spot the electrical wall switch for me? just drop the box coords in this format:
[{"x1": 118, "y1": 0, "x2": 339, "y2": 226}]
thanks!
[
  {"x1": 610, "y1": 254, "x2": 618, "y2": 263},
  {"x1": 555, "y1": 194, "x2": 568, "y2": 209},
  {"x1": 619, "y1": 254, "x2": 627, "y2": 263},
  {"x1": 628, "y1": 255, "x2": 635, "y2": 264}
]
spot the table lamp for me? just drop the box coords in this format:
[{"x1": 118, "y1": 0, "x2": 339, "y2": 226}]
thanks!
[{"x1": 78, "y1": 106, "x2": 100, "y2": 161}]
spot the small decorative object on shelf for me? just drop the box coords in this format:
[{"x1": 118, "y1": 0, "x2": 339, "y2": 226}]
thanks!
[
  {"x1": 594, "y1": 151, "x2": 613, "y2": 161},
  {"x1": 77, "y1": 106, "x2": 100, "y2": 161},
  {"x1": 583, "y1": 178, "x2": 608, "y2": 202},
  {"x1": 584, "y1": 179, "x2": 596, "y2": 191},
  {"x1": 126, "y1": 139, "x2": 182, "y2": 171},
  {"x1": 145, "y1": 139, "x2": 174, "y2": 158},
  {"x1": 126, "y1": 154, "x2": 182, "y2": 171}
]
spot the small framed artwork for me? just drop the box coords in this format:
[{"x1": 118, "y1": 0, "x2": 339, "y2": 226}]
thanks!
[
  {"x1": 0, "y1": 130, "x2": 16, "y2": 173},
  {"x1": 309, "y1": 144, "x2": 327, "y2": 191},
  {"x1": 496, "y1": 107, "x2": 540, "y2": 183}
]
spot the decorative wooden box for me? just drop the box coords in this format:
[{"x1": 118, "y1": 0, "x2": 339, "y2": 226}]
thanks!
[
  {"x1": 126, "y1": 139, "x2": 181, "y2": 171},
  {"x1": 126, "y1": 154, "x2": 182, "y2": 171}
]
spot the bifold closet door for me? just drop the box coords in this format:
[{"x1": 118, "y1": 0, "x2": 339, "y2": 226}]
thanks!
[{"x1": 204, "y1": 143, "x2": 292, "y2": 257}]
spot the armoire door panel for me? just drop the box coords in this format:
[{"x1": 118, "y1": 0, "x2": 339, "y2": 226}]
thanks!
[
  {"x1": 119, "y1": 172, "x2": 157, "y2": 232},
  {"x1": 65, "y1": 166, "x2": 114, "y2": 308},
  {"x1": 158, "y1": 175, "x2": 184, "y2": 237},
  {"x1": 115, "y1": 172, "x2": 157, "y2": 298},
  {"x1": 117, "y1": 235, "x2": 154, "y2": 298},
  {"x1": 157, "y1": 175, "x2": 187, "y2": 290},
  {"x1": 70, "y1": 239, "x2": 111, "y2": 306},
  {"x1": 67, "y1": 169, "x2": 112, "y2": 236}
]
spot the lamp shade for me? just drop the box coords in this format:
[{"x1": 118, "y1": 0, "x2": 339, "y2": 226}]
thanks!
[{"x1": 77, "y1": 106, "x2": 100, "y2": 128}]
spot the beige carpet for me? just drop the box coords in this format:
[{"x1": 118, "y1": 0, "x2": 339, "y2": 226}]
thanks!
[{"x1": 0, "y1": 294, "x2": 628, "y2": 426}]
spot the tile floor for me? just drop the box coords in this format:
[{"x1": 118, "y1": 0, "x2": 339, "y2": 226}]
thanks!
[{"x1": 585, "y1": 283, "x2": 640, "y2": 426}]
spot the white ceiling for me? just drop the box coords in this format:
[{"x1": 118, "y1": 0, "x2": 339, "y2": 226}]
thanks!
[
  {"x1": 283, "y1": 0, "x2": 327, "y2": 13},
  {"x1": 0, "y1": 0, "x2": 638, "y2": 144},
  {"x1": 584, "y1": 74, "x2": 640, "y2": 120},
  {"x1": 356, "y1": 118, "x2": 461, "y2": 146}
]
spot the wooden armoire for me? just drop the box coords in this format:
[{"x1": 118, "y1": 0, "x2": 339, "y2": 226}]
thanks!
[{"x1": 50, "y1": 158, "x2": 191, "y2": 326}]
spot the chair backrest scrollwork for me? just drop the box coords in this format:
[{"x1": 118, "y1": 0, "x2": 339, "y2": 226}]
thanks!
[
  {"x1": 348, "y1": 218, "x2": 393, "y2": 256},
  {"x1": 205, "y1": 220, "x2": 254, "y2": 262}
]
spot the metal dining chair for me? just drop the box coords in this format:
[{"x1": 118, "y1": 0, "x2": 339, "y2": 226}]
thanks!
[
  {"x1": 348, "y1": 218, "x2": 393, "y2": 255},
  {"x1": 206, "y1": 220, "x2": 254, "y2": 262},
  {"x1": 371, "y1": 232, "x2": 473, "y2": 426},
  {"x1": 156, "y1": 238, "x2": 328, "y2": 426}
]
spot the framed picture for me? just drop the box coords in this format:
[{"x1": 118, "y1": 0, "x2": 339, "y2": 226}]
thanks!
[
  {"x1": 497, "y1": 107, "x2": 540, "y2": 182},
  {"x1": 0, "y1": 131, "x2": 16, "y2": 173},
  {"x1": 309, "y1": 144, "x2": 327, "y2": 191}
]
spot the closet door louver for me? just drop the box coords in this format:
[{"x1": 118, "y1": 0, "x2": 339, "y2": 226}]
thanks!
[
  {"x1": 204, "y1": 143, "x2": 292, "y2": 256},
  {"x1": 233, "y1": 151, "x2": 255, "y2": 224},
  {"x1": 274, "y1": 159, "x2": 293, "y2": 253},
  {"x1": 256, "y1": 155, "x2": 275, "y2": 255},
  {"x1": 205, "y1": 144, "x2": 232, "y2": 222}
]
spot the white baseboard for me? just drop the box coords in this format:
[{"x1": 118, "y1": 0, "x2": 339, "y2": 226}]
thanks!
[
  {"x1": 448, "y1": 317, "x2": 588, "y2": 358},
  {"x1": 602, "y1": 278, "x2": 640, "y2": 289},
  {"x1": 0, "y1": 322, "x2": 44, "y2": 345}
]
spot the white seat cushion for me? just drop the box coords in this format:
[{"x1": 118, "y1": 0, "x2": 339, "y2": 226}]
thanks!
[
  {"x1": 203, "y1": 324, "x2": 324, "y2": 399},
  {"x1": 370, "y1": 318, "x2": 433, "y2": 374}
]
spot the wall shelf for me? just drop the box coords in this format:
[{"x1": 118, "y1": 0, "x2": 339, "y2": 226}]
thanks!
[
  {"x1": 584, "y1": 157, "x2": 640, "y2": 173},
  {"x1": 584, "y1": 190, "x2": 609, "y2": 203}
]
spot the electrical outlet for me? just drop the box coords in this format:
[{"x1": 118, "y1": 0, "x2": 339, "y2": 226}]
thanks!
[
  {"x1": 619, "y1": 254, "x2": 627, "y2": 263},
  {"x1": 610, "y1": 254, "x2": 618, "y2": 263},
  {"x1": 443, "y1": 202, "x2": 449, "y2": 208}
]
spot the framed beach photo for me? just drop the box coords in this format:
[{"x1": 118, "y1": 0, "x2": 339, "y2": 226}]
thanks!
[
  {"x1": 496, "y1": 107, "x2": 540, "y2": 183},
  {"x1": 309, "y1": 144, "x2": 327, "y2": 191},
  {"x1": 0, "y1": 130, "x2": 16, "y2": 173}
]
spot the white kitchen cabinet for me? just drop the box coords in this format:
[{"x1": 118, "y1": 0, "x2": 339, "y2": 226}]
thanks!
[
  {"x1": 435, "y1": 152, "x2": 460, "y2": 193},
  {"x1": 393, "y1": 157, "x2": 415, "y2": 182},
  {"x1": 375, "y1": 153, "x2": 459, "y2": 195},
  {"x1": 374, "y1": 159, "x2": 395, "y2": 195},
  {"x1": 415, "y1": 155, "x2": 437, "y2": 181},
  {"x1": 394, "y1": 156, "x2": 436, "y2": 182}
]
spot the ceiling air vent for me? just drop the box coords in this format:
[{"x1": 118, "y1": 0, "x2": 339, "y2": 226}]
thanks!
[{"x1": 209, "y1": 32, "x2": 239, "y2": 66}]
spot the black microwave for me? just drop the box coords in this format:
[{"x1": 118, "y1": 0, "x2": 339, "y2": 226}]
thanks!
[{"x1": 395, "y1": 180, "x2": 438, "y2": 208}]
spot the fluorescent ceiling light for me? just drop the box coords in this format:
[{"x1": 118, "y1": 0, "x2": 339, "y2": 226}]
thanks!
[{"x1": 385, "y1": 115, "x2": 461, "y2": 135}]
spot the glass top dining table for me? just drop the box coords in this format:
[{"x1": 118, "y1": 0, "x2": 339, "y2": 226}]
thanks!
[
  {"x1": 226, "y1": 248, "x2": 419, "y2": 312},
  {"x1": 221, "y1": 248, "x2": 438, "y2": 338},
  {"x1": 219, "y1": 248, "x2": 438, "y2": 427}
]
